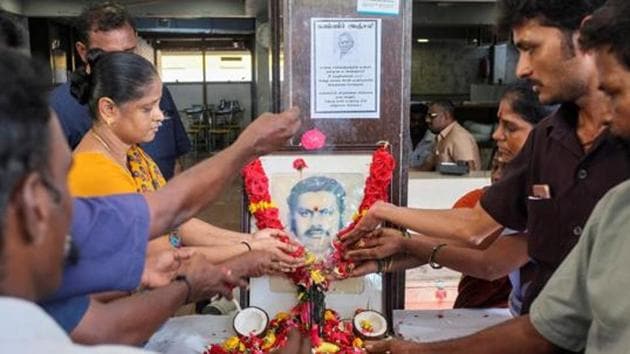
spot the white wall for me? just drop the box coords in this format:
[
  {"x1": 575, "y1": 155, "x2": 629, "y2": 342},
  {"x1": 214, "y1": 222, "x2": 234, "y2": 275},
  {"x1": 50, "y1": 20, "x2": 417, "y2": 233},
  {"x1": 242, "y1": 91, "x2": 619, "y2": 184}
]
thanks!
[{"x1": 407, "y1": 172, "x2": 490, "y2": 209}]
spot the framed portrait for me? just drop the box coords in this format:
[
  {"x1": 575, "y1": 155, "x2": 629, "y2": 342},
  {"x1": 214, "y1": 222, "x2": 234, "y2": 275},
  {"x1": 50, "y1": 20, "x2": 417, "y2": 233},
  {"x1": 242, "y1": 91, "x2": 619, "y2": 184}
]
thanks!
[{"x1": 244, "y1": 149, "x2": 384, "y2": 320}]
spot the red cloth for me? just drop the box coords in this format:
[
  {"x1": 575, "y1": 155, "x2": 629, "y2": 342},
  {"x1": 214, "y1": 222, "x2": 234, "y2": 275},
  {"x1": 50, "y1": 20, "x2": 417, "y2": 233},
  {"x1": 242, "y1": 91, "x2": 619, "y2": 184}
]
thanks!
[{"x1": 451, "y1": 189, "x2": 511, "y2": 309}]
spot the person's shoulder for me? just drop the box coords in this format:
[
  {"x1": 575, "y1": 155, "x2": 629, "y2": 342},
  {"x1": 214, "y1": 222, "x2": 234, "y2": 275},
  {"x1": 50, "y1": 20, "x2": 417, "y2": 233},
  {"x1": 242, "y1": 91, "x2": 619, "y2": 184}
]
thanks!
[
  {"x1": 592, "y1": 180, "x2": 630, "y2": 221},
  {"x1": 49, "y1": 82, "x2": 77, "y2": 108},
  {"x1": 69, "y1": 152, "x2": 136, "y2": 196}
]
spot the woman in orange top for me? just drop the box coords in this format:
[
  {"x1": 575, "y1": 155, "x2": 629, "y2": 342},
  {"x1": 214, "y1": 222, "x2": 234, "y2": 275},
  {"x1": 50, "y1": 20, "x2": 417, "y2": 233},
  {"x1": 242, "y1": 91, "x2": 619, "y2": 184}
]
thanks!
[{"x1": 68, "y1": 49, "x2": 302, "y2": 266}]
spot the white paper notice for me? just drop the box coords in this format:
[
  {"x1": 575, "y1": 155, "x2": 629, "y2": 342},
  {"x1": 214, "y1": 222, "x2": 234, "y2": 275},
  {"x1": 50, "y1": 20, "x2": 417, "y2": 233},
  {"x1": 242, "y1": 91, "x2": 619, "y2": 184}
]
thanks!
[
  {"x1": 311, "y1": 18, "x2": 381, "y2": 119},
  {"x1": 357, "y1": 0, "x2": 400, "y2": 16}
]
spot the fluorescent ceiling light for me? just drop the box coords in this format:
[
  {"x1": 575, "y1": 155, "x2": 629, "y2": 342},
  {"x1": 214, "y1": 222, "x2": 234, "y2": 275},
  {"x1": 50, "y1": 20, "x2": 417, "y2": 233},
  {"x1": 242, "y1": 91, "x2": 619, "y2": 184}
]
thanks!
[{"x1": 416, "y1": 38, "x2": 430, "y2": 43}]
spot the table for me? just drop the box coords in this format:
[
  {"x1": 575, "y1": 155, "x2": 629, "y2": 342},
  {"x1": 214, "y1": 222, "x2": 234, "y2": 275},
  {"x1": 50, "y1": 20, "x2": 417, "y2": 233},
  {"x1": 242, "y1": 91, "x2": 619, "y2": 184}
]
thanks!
[
  {"x1": 145, "y1": 308, "x2": 512, "y2": 353},
  {"x1": 145, "y1": 315, "x2": 235, "y2": 354},
  {"x1": 393, "y1": 308, "x2": 513, "y2": 343}
]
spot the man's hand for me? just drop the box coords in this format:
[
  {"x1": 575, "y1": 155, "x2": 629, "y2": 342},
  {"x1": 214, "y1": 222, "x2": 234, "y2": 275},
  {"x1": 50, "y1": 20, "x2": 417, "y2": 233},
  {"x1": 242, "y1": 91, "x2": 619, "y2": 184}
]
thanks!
[
  {"x1": 235, "y1": 107, "x2": 301, "y2": 157},
  {"x1": 183, "y1": 253, "x2": 247, "y2": 302},
  {"x1": 349, "y1": 260, "x2": 379, "y2": 277},
  {"x1": 342, "y1": 201, "x2": 389, "y2": 247},
  {"x1": 141, "y1": 247, "x2": 194, "y2": 289},
  {"x1": 365, "y1": 339, "x2": 422, "y2": 353},
  {"x1": 250, "y1": 236, "x2": 305, "y2": 272},
  {"x1": 221, "y1": 250, "x2": 281, "y2": 279},
  {"x1": 346, "y1": 227, "x2": 406, "y2": 261}
]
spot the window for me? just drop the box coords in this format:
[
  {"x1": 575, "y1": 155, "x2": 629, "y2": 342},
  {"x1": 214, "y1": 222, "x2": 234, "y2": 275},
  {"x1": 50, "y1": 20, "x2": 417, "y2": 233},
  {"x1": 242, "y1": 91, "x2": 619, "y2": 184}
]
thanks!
[
  {"x1": 205, "y1": 51, "x2": 252, "y2": 82},
  {"x1": 158, "y1": 50, "x2": 252, "y2": 83},
  {"x1": 159, "y1": 51, "x2": 203, "y2": 83}
]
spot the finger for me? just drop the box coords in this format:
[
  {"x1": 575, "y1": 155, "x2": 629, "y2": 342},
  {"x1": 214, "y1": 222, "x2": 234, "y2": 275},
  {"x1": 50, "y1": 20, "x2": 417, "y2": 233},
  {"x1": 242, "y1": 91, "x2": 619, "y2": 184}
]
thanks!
[
  {"x1": 274, "y1": 249, "x2": 304, "y2": 265},
  {"x1": 346, "y1": 249, "x2": 379, "y2": 261},
  {"x1": 350, "y1": 263, "x2": 377, "y2": 277},
  {"x1": 364, "y1": 340, "x2": 392, "y2": 353},
  {"x1": 274, "y1": 240, "x2": 298, "y2": 254},
  {"x1": 365, "y1": 229, "x2": 383, "y2": 239},
  {"x1": 342, "y1": 228, "x2": 371, "y2": 247},
  {"x1": 174, "y1": 247, "x2": 195, "y2": 261},
  {"x1": 215, "y1": 284, "x2": 234, "y2": 300},
  {"x1": 221, "y1": 268, "x2": 247, "y2": 288},
  {"x1": 362, "y1": 238, "x2": 383, "y2": 248}
]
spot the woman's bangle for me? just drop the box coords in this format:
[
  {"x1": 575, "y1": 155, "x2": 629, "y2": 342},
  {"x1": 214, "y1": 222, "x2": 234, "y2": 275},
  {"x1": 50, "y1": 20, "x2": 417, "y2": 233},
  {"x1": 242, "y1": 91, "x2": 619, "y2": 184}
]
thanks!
[
  {"x1": 174, "y1": 275, "x2": 192, "y2": 304},
  {"x1": 428, "y1": 243, "x2": 447, "y2": 269},
  {"x1": 240, "y1": 240, "x2": 252, "y2": 252},
  {"x1": 401, "y1": 229, "x2": 412, "y2": 239}
]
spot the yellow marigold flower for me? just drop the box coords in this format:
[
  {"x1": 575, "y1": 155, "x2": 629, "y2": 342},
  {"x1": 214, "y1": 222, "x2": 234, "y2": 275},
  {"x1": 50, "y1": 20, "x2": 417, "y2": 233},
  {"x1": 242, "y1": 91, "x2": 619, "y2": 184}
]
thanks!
[
  {"x1": 352, "y1": 209, "x2": 368, "y2": 222},
  {"x1": 324, "y1": 310, "x2": 336, "y2": 321},
  {"x1": 222, "y1": 336, "x2": 241, "y2": 351},
  {"x1": 352, "y1": 337, "x2": 364, "y2": 348},
  {"x1": 310, "y1": 269, "x2": 326, "y2": 284},
  {"x1": 304, "y1": 252, "x2": 317, "y2": 266},
  {"x1": 248, "y1": 201, "x2": 276, "y2": 214},
  {"x1": 262, "y1": 331, "x2": 276, "y2": 350},
  {"x1": 360, "y1": 319, "x2": 374, "y2": 332},
  {"x1": 315, "y1": 342, "x2": 340, "y2": 353},
  {"x1": 274, "y1": 312, "x2": 290, "y2": 321}
]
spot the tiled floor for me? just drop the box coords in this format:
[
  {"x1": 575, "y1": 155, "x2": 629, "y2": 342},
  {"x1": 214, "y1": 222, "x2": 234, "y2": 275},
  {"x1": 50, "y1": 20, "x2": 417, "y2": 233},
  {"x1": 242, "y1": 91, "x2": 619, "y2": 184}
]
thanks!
[{"x1": 186, "y1": 153, "x2": 461, "y2": 311}]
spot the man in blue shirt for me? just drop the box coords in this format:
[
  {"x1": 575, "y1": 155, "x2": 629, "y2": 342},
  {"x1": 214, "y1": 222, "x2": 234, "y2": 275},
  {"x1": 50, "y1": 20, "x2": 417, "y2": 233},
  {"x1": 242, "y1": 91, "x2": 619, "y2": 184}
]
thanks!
[{"x1": 50, "y1": 1, "x2": 190, "y2": 179}]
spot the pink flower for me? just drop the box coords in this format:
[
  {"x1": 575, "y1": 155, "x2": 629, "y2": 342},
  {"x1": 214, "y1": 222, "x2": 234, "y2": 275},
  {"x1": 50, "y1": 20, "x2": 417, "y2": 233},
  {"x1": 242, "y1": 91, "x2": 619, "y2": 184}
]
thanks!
[
  {"x1": 300, "y1": 128, "x2": 327, "y2": 150},
  {"x1": 293, "y1": 158, "x2": 308, "y2": 171}
]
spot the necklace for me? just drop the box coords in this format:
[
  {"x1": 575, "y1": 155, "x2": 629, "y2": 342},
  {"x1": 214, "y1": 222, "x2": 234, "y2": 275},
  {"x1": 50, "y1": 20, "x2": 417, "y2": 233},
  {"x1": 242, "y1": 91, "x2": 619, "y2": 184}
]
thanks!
[
  {"x1": 90, "y1": 130, "x2": 112, "y2": 153},
  {"x1": 90, "y1": 130, "x2": 127, "y2": 167}
]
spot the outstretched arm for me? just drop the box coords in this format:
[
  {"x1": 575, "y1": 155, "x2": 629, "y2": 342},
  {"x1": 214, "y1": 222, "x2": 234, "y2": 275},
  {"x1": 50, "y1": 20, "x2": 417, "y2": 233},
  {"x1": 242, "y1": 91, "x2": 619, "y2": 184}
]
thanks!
[
  {"x1": 145, "y1": 108, "x2": 301, "y2": 238},
  {"x1": 348, "y1": 228, "x2": 529, "y2": 281},
  {"x1": 344, "y1": 200, "x2": 502, "y2": 247}
]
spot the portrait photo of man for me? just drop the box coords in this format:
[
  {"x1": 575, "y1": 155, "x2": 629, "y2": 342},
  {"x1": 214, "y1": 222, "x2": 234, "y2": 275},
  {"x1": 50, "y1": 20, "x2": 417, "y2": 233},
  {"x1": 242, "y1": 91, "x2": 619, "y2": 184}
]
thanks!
[
  {"x1": 337, "y1": 31, "x2": 355, "y2": 60},
  {"x1": 248, "y1": 155, "x2": 382, "y2": 318},
  {"x1": 287, "y1": 176, "x2": 346, "y2": 259}
]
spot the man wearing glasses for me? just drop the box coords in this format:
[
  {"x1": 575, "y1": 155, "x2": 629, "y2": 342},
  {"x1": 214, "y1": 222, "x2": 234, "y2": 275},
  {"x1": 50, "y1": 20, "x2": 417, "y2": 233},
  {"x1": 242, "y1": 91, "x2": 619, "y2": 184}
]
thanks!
[{"x1": 419, "y1": 100, "x2": 481, "y2": 171}]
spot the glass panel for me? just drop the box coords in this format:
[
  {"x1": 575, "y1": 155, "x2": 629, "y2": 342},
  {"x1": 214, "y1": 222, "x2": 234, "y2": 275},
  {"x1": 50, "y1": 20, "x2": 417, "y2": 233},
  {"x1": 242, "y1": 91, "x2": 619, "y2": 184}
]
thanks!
[
  {"x1": 159, "y1": 51, "x2": 204, "y2": 83},
  {"x1": 205, "y1": 51, "x2": 252, "y2": 82}
]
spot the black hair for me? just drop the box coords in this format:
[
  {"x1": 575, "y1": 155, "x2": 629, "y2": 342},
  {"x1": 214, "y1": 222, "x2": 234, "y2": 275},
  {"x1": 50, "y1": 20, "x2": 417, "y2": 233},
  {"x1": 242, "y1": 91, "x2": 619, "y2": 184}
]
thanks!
[
  {"x1": 69, "y1": 49, "x2": 158, "y2": 120},
  {"x1": 580, "y1": 0, "x2": 630, "y2": 70},
  {"x1": 0, "y1": 10, "x2": 23, "y2": 48},
  {"x1": 76, "y1": 1, "x2": 136, "y2": 45},
  {"x1": 287, "y1": 176, "x2": 346, "y2": 234},
  {"x1": 410, "y1": 103, "x2": 427, "y2": 115},
  {"x1": 497, "y1": 0, "x2": 606, "y2": 36},
  {"x1": 502, "y1": 80, "x2": 555, "y2": 125},
  {"x1": 429, "y1": 100, "x2": 456, "y2": 117},
  {"x1": 0, "y1": 48, "x2": 52, "y2": 249}
]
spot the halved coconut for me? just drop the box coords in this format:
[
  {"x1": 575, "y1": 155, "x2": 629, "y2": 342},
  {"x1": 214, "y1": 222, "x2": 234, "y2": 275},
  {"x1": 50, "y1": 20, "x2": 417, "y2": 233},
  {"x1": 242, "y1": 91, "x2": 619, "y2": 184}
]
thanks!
[
  {"x1": 232, "y1": 307, "x2": 269, "y2": 337},
  {"x1": 353, "y1": 310, "x2": 388, "y2": 339}
]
